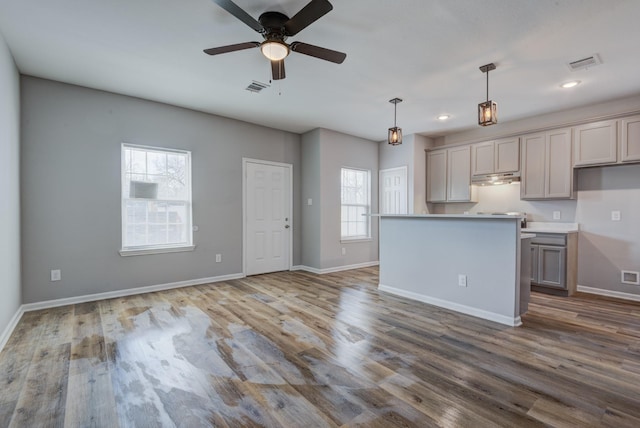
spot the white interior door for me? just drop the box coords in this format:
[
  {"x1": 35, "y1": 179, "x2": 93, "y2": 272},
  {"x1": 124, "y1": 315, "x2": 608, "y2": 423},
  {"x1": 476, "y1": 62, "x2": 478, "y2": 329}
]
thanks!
[
  {"x1": 244, "y1": 160, "x2": 292, "y2": 275},
  {"x1": 380, "y1": 166, "x2": 408, "y2": 214}
]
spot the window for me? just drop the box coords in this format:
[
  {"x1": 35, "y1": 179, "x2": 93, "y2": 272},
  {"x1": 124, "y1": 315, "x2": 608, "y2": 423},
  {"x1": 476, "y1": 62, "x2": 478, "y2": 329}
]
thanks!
[
  {"x1": 341, "y1": 167, "x2": 371, "y2": 240},
  {"x1": 120, "y1": 144, "x2": 193, "y2": 255}
]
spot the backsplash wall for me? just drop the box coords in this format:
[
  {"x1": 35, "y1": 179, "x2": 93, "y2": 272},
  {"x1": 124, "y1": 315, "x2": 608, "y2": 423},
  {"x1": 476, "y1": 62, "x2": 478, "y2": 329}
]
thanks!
[{"x1": 429, "y1": 182, "x2": 578, "y2": 222}]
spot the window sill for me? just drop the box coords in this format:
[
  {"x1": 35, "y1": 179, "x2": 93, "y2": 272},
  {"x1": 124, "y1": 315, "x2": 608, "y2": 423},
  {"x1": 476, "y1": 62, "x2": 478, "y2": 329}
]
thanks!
[
  {"x1": 340, "y1": 238, "x2": 373, "y2": 244},
  {"x1": 119, "y1": 245, "x2": 196, "y2": 257}
]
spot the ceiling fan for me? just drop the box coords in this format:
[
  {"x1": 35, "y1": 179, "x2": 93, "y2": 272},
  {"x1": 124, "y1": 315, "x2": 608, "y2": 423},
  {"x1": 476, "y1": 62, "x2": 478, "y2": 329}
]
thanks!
[{"x1": 204, "y1": 0, "x2": 346, "y2": 80}]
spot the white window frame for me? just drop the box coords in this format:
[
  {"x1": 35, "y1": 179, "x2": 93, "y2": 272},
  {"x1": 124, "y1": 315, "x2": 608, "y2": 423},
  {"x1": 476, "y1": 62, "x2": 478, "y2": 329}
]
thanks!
[
  {"x1": 340, "y1": 167, "x2": 372, "y2": 241},
  {"x1": 119, "y1": 143, "x2": 195, "y2": 256}
]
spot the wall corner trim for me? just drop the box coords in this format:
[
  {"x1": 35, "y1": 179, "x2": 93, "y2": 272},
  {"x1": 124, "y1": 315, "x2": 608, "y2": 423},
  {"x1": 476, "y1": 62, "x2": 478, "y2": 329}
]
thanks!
[
  {"x1": 577, "y1": 285, "x2": 640, "y2": 302},
  {"x1": 291, "y1": 261, "x2": 379, "y2": 275},
  {"x1": 0, "y1": 306, "x2": 26, "y2": 354},
  {"x1": 378, "y1": 283, "x2": 522, "y2": 327},
  {"x1": 21, "y1": 273, "x2": 246, "y2": 313}
]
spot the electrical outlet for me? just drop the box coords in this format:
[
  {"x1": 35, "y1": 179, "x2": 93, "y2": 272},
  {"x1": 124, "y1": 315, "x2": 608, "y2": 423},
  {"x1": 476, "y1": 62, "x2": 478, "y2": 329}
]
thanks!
[
  {"x1": 553, "y1": 211, "x2": 561, "y2": 220},
  {"x1": 341, "y1": 247, "x2": 346, "y2": 256},
  {"x1": 50, "y1": 269, "x2": 61, "y2": 282},
  {"x1": 458, "y1": 274, "x2": 467, "y2": 287},
  {"x1": 307, "y1": 198, "x2": 313, "y2": 206},
  {"x1": 215, "y1": 254, "x2": 222, "y2": 263},
  {"x1": 611, "y1": 210, "x2": 621, "y2": 221}
]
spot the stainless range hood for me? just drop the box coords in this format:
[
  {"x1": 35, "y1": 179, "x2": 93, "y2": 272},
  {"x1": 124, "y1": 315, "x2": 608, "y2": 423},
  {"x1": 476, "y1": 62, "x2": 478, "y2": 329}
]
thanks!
[{"x1": 471, "y1": 172, "x2": 520, "y2": 186}]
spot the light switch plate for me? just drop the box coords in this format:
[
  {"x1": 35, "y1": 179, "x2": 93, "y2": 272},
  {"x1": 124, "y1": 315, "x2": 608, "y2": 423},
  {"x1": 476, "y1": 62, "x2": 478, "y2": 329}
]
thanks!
[
  {"x1": 458, "y1": 274, "x2": 467, "y2": 287},
  {"x1": 51, "y1": 269, "x2": 61, "y2": 281},
  {"x1": 611, "y1": 210, "x2": 621, "y2": 221}
]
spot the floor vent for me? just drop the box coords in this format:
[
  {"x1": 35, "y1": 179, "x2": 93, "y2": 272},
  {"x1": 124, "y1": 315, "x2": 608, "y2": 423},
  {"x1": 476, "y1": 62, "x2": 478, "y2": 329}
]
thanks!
[
  {"x1": 567, "y1": 54, "x2": 602, "y2": 71},
  {"x1": 246, "y1": 81, "x2": 270, "y2": 93},
  {"x1": 621, "y1": 270, "x2": 640, "y2": 285}
]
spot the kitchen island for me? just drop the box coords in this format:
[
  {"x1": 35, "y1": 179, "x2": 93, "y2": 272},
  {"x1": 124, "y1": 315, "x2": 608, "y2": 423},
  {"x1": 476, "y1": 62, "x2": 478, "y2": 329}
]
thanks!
[{"x1": 377, "y1": 214, "x2": 528, "y2": 326}]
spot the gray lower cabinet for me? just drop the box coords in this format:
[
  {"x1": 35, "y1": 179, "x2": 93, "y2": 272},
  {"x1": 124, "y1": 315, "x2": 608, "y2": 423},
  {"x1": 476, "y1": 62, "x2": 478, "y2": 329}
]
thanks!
[{"x1": 530, "y1": 232, "x2": 577, "y2": 296}]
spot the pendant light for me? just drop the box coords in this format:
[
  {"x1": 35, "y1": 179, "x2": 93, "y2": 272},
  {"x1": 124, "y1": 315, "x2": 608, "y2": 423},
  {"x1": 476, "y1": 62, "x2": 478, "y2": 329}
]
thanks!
[
  {"x1": 388, "y1": 98, "x2": 403, "y2": 145},
  {"x1": 478, "y1": 63, "x2": 497, "y2": 126}
]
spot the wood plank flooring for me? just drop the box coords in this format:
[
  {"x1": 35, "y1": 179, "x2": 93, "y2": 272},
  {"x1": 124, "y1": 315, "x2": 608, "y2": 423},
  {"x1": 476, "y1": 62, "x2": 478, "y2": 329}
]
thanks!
[{"x1": 1, "y1": 267, "x2": 640, "y2": 427}]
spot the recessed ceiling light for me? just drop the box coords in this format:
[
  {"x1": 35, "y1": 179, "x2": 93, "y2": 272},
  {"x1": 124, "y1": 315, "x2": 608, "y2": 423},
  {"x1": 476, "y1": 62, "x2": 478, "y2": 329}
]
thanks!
[
  {"x1": 561, "y1": 80, "x2": 581, "y2": 89},
  {"x1": 437, "y1": 114, "x2": 450, "y2": 121}
]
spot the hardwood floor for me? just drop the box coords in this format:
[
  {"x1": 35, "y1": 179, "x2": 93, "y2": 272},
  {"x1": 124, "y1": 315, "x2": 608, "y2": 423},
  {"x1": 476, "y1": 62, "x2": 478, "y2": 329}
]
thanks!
[{"x1": 1, "y1": 267, "x2": 640, "y2": 427}]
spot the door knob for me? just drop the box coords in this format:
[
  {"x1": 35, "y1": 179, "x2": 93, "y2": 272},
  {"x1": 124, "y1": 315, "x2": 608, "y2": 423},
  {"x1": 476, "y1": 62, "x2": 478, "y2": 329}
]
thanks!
[{"x1": 285, "y1": 225, "x2": 290, "y2": 229}]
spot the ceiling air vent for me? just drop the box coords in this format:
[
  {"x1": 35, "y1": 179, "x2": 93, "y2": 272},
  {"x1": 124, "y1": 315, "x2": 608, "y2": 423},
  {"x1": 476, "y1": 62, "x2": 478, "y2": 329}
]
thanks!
[
  {"x1": 245, "y1": 80, "x2": 270, "y2": 93},
  {"x1": 567, "y1": 54, "x2": 602, "y2": 72}
]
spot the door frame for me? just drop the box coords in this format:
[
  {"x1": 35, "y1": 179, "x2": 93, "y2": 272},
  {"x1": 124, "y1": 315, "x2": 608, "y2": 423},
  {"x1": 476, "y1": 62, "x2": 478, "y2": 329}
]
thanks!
[
  {"x1": 379, "y1": 166, "x2": 408, "y2": 214},
  {"x1": 242, "y1": 158, "x2": 294, "y2": 276}
]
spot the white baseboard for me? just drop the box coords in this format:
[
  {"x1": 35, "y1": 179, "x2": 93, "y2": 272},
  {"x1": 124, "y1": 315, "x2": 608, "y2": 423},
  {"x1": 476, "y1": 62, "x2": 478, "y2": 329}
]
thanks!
[
  {"x1": 378, "y1": 283, "x2": 522, "y2": 327},
  {"x1": 291, "y1": 261, "x2": 379, "y2": 275},
  {"x1": 577, "y1": 285, "x2": 640, "y2": 302},
  {"x1": 22, "y1": 272, "x2": 245, "y2": 312},
  {"x1": 0, "y1": 306, "x2": 26, "y2": 354}
]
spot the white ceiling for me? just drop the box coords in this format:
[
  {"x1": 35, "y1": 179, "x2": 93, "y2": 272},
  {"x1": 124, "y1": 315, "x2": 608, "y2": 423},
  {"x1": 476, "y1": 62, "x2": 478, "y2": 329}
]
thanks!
[{"x1": 1, "y1": 0, "x2": 640, "y2": 141}]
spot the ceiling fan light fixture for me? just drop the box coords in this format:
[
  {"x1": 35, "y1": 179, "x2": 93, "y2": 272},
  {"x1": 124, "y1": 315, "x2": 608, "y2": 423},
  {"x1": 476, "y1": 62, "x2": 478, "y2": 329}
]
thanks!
[
  {"x1": 261, "y1": 41, "x2": 289, "y2": 61},
  {"x1": 388, "y1": 98, "x2": 403, "y2": 146},
  {"x1": 478, "y1": 63, "x2": 498, "y2": 126}
]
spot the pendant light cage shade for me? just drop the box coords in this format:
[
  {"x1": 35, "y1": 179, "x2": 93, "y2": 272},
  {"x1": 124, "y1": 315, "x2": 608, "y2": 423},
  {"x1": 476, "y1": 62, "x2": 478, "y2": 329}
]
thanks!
[
  {"x1": 478, "y1": 63, "x2": 498, "y2": 126},
  {"x1": 478, "y1": 100, "x2": 498, "y2": 126},
  {"x1": 388, "y1": 97, "x2": 403, "y2": 145},
  {"x1": 388, "y1": 127, "x2": 402, "y2": 145}
]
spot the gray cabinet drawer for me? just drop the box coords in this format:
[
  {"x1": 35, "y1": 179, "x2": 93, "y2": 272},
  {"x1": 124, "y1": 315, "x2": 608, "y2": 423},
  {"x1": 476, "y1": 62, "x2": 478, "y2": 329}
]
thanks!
[{"x1": 530, "y1": 233, "x2": 566, "y2": 246}]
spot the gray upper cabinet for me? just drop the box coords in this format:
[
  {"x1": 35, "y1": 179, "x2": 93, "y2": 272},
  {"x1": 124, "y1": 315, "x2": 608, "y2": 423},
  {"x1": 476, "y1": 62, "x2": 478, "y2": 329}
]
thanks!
[
  {"x1": 471, "y1": 137, "x2": 519, "y2": 176},
  {"x1": 471, "y1": 141, "x2": 494, "y2": 176},
  {"x1": 426, "y1": 149, "x2": 447, "y2": 202},
  {"x1": 573, "y1": 119, "x2": 618, "y2": 166},
  {"x1": 621, "y1": 114, "x2": 640, "y2": 162},
  {"x1": 495, "y1": 137, "x2": 520, "y2": 173},
  {"x1": 427, "y1": 146, "x2": 473, "y2": 203},
  {"x1": 521, "y1": 128, "x2": 573, "y2": 200},
  {"x1": 447, "y1": 146, "x2": 472, "y2": 202}
]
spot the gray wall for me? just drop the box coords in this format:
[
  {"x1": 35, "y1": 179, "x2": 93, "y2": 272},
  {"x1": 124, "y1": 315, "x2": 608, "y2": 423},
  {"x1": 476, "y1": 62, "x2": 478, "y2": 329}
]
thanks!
[
  {"x1": 300, "y1": 129, "x2": 322, "y2": 267},
  {"x1": 576, "y1": 164, "x2": 640, "y2": 295},
  {"x1": 301, "y1": 128, "x2": 379, "y2": 270},
  {"x1": 0, "y1": 34, "x2": 21, "y2": 334},
  {"x1": 21, "y1": 77, "x2": 301, "y2": 303}
]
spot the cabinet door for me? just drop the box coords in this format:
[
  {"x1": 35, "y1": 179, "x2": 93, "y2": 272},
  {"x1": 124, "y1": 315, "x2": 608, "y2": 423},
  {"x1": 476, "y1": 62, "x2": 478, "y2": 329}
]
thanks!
[
  {"x1": 621, "y1": 115, "x2": 640, "y2": 162},
  {"x1": 530, "y1": 244, "x2": 539, "y2": 284},
  {"x1": 521, "y1": 133, "x2": 546, "y2": 199},
  {"x1": 447, "y1": 146, "x2": 472, "y2": 201},
  {"x1": 537, "y1": 245, "x2": 566, "y2": 289},
  {"x1": 546, "y1": 128, "x2": 573, "y2": 199},
  {"x1": 573, "y1": 120, "x2": 618, "y2": 166},
  {"x1": 471, "y1": 141, "x2": 494, "y2": 176},
  {"x1": 494, "y1": 137, "x2": 520, "y2": 173},
  {"x1": 427, "y1": 150, "x2": 447, "y2": 202}
]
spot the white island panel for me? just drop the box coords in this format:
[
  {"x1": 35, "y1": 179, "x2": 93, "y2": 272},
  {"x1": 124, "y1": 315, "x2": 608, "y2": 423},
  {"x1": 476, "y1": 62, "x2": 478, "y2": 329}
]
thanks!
[{"x1": 378, "y1": 215, "x2": 522, "y2": 326}]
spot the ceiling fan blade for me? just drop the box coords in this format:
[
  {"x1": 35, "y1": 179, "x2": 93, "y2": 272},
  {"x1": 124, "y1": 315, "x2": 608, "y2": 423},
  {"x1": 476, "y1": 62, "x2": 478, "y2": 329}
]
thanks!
[
  {"x1": 203, "y1": 41, "x2": 260, "y2": 56},
  {"x1": 211, "y1": 0, "x2": 264, "y2": 32},
  {"x1": 284, "y1": 0, "x2": 333, "y2": 36},
  {"x1": 271, "y1": 60, "x2": 286, "y2": 80},
  {"x1": 290, "y1": 42, "x2": 346, "y2": 64}
]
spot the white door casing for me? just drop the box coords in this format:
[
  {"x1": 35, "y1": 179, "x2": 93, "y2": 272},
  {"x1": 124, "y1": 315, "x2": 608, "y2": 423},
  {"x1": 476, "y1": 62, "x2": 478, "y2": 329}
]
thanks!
[
  {"x1": 379, "y1": 166, "x2": 408, "y2": 214},
  {"x1": 243, "y1": 159, "x2": 292, "y2": 276}
]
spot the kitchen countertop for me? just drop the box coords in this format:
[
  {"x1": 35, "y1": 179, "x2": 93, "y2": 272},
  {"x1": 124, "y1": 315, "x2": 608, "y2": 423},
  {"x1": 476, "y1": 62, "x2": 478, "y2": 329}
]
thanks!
[
  {"x1": 524, "y1": 222, "x2": 579, "y2": 233},
  {"x1": 521, "y1": 233, "x2": 536, "y2": 239},
  {"x1": 373, "y1": 213, "x2": 523, "y2": 219}
]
